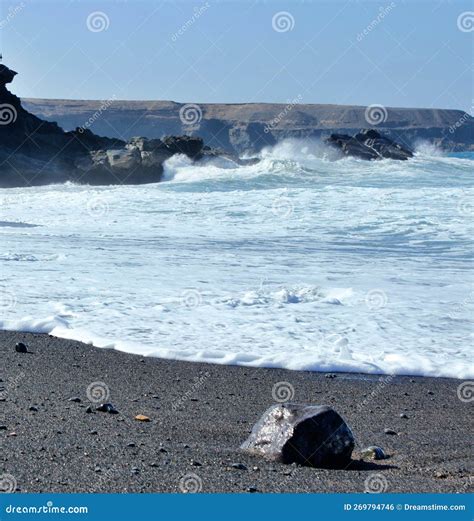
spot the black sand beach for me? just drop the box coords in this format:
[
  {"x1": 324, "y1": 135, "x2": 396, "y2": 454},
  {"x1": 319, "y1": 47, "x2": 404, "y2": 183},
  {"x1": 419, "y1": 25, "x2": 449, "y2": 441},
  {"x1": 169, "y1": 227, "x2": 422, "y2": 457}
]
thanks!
[{"x1": 0, "y1": 331, "x2": 472, "y2": 493}]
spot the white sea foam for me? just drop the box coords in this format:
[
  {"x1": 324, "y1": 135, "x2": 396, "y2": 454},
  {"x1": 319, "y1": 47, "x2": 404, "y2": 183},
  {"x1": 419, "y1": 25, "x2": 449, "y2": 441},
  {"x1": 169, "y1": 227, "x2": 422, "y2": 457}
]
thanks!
[{"x1": 1, "y1": 144, "x2": 473, "y2": 378}]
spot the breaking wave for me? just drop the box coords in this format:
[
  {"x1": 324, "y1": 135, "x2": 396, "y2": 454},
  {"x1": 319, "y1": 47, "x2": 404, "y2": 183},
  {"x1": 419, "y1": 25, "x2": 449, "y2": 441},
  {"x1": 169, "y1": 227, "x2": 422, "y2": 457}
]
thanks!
[{"x1": 1, "y1": 144, "x2": 473, "y2": 378}]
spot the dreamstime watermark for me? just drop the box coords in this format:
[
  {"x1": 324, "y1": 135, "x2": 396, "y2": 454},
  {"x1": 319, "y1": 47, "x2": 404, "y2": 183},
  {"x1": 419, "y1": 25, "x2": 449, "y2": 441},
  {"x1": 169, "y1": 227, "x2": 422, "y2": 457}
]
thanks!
[
  {"x1": 364, "y1": 473, "x2": 389, "y2": 493},
  {"x1": 318, "y1": 333, "x2": 345, "y2": 350},
  {"x1": 357, "y1": 192, "x2": 392, "y2": 225},
  {"x1": 0, "y1": 104, "x2": 18, "y2": 125},
  {"x1": 86, "y1": 381, "x2": 110, "y2": 403},
  {"x1": 458, "y1": 196, "x2": 473, "y2": 216},
  {"x1": 272, "y1": 381, "x2": 295, "y2": 402},
  {"x1": 171, "y1": 371, "x2": 210, "y2": 412},
  {"x1": 365, "y1": 104, "x2": 388, "y2": 126},
  {"x1": 447, "y1": 290, "x2": 474, "y2": 320},
  {"x1": 365, "y1": 289, "x2": 388, "y2": 310},
  {"x1": 77, "y1": 96, "x2": 117, "y2": 133},
  {"x1": 457, "y1": 11, "x2": 474, "y2": 32},
  {"x1": 86, "y1": 197, "x2": 109, "y2": 219},
  {"x1": 0, "y1": 473, "x2": 17, "y2": 493},
  {"x1": 264, "y1": 94, "x2": 303, "y2": 133},
  {"x1": 457, "y1": 381, "x2": 474, "y2": 403},
  {"x1": 272, "y1": 11, "x2": 295, "y2": 32},
  {"x1": 271, "y1": 195, "x2": 294, "y2": 218},
  {"x1": 171, "y1": 2, "x2": 210, "y2": 42},
  {"x1": 179, "y1": 103, "x2": 203, "y2": 126},
  {"x1": 181, "y1": 289, "x2": 203, "y2": 308},
  {"x1": 448, "y1": 102, "x2": 474, "y2": 134},
  {"x1": 0, "y1": 289, "x2": 17, "y2": 311},
  {"x1": 357, "y1": 374, "x2": 395, "y2": 411},
  {"x1": 5, "y1": 500, "x2": 88, "y2": 514},
  {"x1": 179, "y1": 472, "x2": 203, "y2": 493},
  {"x1": 0, "y1": 2, "x2": 25, "y2": 29},
  {"x1": 356, "y1": 2, "x2": 396, "y2": 42},
  {"x1": 86, "y1": 11, "x2": 110, "y2": 32},
  {"x1": 0, "y1": 371, "x2": 25, "y2": 401}
]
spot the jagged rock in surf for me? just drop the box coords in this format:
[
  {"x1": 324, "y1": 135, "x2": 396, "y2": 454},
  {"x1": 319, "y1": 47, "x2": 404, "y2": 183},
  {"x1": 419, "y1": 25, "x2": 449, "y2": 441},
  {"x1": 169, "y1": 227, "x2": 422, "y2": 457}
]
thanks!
[{"x1": 326, "y1": 129, "x2": 414, "y2": 160}]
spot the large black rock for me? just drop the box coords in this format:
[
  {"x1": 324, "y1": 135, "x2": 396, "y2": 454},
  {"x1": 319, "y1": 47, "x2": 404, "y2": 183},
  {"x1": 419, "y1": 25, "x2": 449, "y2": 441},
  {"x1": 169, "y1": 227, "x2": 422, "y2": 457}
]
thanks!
[
  {"x1": 326, "y1": 129, "x2": 414, "y2": 161},
  {"x1": 162, "y1": 135, "x2": 204, "y2": 158},
  {"x1": 241, "y1": 404, "x2": 354, "y2": 468},
  {"x1": 0, "y1": 63, "x2": 218, "y2": 187}
]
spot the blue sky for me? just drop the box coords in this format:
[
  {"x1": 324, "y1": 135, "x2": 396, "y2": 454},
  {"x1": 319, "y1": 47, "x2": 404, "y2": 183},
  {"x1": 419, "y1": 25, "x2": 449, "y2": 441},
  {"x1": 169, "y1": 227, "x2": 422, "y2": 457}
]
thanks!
[{"x1": 1, "y1": 0, "x2": 472, "y2": 111}]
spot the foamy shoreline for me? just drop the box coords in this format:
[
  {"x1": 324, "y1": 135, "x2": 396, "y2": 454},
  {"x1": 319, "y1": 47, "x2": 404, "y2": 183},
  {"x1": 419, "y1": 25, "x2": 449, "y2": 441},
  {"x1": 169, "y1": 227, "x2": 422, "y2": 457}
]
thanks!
[{"x1": 0, "y1": 330, "x2": 471, "y2": 493}]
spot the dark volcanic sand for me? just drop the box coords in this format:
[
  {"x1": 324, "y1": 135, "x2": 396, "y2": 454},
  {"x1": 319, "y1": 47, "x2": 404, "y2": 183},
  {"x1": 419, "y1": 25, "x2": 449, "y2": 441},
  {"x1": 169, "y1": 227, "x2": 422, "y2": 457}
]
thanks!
[{"x1": 0, "y1": 331, "x2": 472, "y2": 493}]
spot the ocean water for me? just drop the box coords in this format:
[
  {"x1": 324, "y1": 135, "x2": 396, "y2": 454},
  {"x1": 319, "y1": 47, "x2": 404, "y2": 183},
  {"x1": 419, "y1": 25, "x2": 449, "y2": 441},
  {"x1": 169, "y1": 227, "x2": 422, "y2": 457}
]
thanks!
[{"x1": 1, "y1": 141, "x2": 473, "y2": 378}]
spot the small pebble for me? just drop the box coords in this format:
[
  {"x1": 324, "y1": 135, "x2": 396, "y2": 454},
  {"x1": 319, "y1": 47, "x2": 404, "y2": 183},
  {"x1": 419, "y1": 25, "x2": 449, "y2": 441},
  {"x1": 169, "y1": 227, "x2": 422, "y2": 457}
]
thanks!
[
  {"x1": 231, "y1": 463, "x2": 248, "y2": 471},
  {"x1": 399, "y1": 413, "x2": 408, "y2": 419},
  {"x1": 29, "y1": 406, "x2": 39, "y2": 412},
  {"x1": 361, "y1": 446, "x2": 387, "y2": 460},
  {"x1": 191, "y1": 460, "x2": 202, "y2": 467},
  {"x1": 15, "y1": 342, "x2": 28, "y2": 353},
  {"x1": 68, "y1": 397, "x2": 81, "y2": 403},
  {"x1": 325, "y1": 373, "x2": 337, "y2": 379},
  {"x1": 96, "y1": 403, "x2": 119, "y2": 414},
  {"x1": 134, "y1": 414, "x2": 150, "y2": 422},
  {"x1": 85, "y1": 406, "x2": 93, "y2": 414},
  {"x1": 89, "y1": 430, "x2": 98, "y2": 435},
  {"x1": 384, "y1": 428, "x2": 398, "y2": 435},
  {"x1": 126, "y1": 442, "x2": 136, "y2": 448},
  {"x1": 247, "y1": 487, "x2": 258, "y2": 493}
]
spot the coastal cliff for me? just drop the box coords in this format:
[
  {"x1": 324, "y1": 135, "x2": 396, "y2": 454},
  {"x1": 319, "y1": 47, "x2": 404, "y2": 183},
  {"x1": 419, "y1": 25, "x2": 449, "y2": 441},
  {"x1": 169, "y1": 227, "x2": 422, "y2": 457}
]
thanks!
[
  {"x1": 23, "y1": 97, "x2": 474, "y2": 155},
  {"x1": 1, "y1": 62, "x2": 472, "y2": 188},
  {"x1": 0, "y1": 64, "x2": 210, "y2": 187}
]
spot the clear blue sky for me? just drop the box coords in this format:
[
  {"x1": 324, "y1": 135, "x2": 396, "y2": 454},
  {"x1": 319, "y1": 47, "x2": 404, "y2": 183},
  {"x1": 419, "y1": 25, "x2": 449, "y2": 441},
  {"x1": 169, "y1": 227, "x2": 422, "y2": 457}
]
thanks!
[{"x1": 1, "y1": 0, "x2": 472, "y2": 111}]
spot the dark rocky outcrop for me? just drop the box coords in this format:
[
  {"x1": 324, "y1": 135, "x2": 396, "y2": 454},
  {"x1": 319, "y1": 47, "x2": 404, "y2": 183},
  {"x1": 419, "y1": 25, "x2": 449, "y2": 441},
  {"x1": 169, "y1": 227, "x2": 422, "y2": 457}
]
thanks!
[
  {"x1": 241, "y1": 404, "x2": 355, "y2": 468},
  {"x1": 0, "y1": 64, "x2": 210, "y2": 187},
  {"x1": 326, "y1": 129, "x2": 414, "y2": 160}
]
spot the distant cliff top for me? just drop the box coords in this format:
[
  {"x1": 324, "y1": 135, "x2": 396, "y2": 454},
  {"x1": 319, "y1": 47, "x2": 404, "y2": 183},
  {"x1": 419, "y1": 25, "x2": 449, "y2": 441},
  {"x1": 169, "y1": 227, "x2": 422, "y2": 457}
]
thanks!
[
  {"x1": 23, "y1": 98, "x2": 473, "y2": 154},
  {"x1": 23, "y1": 98, "x2": 469, "y2": 129}
]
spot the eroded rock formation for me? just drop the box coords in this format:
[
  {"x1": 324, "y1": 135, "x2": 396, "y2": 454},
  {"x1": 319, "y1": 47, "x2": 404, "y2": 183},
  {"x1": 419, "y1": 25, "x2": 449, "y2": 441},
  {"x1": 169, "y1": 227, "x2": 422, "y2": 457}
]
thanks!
[{"x1": 0, "y1": 64, "x2": 210, "y2": 187}]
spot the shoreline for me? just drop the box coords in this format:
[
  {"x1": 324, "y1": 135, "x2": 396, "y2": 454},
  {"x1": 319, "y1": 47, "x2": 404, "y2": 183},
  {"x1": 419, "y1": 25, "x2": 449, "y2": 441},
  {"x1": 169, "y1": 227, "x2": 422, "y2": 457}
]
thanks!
[{"x1": 0, "y1": 330, "x2": 472, "y2": 493}]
